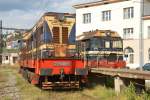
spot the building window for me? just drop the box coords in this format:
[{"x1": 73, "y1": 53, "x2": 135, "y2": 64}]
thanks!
[
  {"x1": 148, "y1": 26, "x2": 150, "y2": 38},
  {"x1": 83, "y1": 13, "x2": 91, "y2": 24},
  {"x1": 5, "y1": 56, "x2": 8, "y2": 60},
  {"x1": 124, "y1": 47, "x2": 134, "y2": 64},
  {"x1": 102, "y1": 10, "x2": 111, "y2": 21},
  {"x1": 123, "y1": 7, "x2": 134, "y2": 19},
  {"x1": 148, "y1": 48, "x2": 150, "y2": 61},
  {"x1": 123, "y1": 28, "x2": 134, "y2": 39}
]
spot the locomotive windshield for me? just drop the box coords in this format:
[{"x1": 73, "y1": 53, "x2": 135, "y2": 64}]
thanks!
[
  {"x1": 81, "y1": 37, "x2": 123, "y2": 52},
  {"x1": 90, "y1": 38, "x2": 100, "y2": 50},
  {"x1": 85, "y1": 37, "x2": 104, "y2": 51},
  {"x1": 112, "y1": 40, "x2": 122, "y2": 48}
]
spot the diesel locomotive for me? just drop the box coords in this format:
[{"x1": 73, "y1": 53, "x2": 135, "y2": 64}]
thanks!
[
  {"x1": 77, "y1": 30, "x2": 126, "y2": 69},
  {"x1": 19, "y1": 12, "x2": 88, "y2": 89}
]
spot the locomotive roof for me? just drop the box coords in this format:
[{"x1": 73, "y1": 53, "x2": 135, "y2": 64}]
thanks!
[
  {"x1": 43, "y1": 12, "x2": 75, "y2": 18},
  {"x1": 22, "y1": 12, "x2": 75, "y2": 40},
  {"x1": 77, "y1": 30, "x2": 121, "y2": 41}
]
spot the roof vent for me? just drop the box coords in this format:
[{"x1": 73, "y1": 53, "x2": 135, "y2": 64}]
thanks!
[{"x1": 57, "y1": 14, "x2": 65, "y2": 22}]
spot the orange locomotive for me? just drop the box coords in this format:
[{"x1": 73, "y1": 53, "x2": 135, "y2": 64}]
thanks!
[
  {"x1": 77, "y1": 30, "x2": 126, "y2": 69},
  {"x1": 19, "y1": 12, "x2": 88, "y2": 89}
]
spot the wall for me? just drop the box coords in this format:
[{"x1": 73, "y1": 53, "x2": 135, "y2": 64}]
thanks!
[
  {"x1": 123, "y1": 39, "x2": 150, "y2": 68},
  {"x1": 2, "y1": 53, "x2": 18, "y2": 65},
  {"x1": 76, "y1": 0, "x2": 142, "y2": 39},
  {"x1": 123, "y1": 39, "x2": 140, "y2": 68}
]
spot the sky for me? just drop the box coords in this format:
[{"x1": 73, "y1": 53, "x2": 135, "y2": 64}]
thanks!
[{"x1": 0, "y1": 0, "x2": 98, "y2": 29}]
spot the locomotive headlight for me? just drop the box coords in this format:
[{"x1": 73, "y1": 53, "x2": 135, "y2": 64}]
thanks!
[{"x1": 75, "y1": 53, "x2": 78, "y2": 56}]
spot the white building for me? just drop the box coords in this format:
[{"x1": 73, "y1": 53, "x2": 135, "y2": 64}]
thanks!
[
  {"x1": 1, "y1": 53, "x2": 18, "y2": 65},
  {"x1": 74, "y1": 0, "x2": 150, "y2": 68}
]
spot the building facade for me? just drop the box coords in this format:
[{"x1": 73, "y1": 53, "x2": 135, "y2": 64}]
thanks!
[
  {"x1": 1, "y1": 53, "x2": 18, "y2": 65},
  {"x1": 74, "y1": 0, "x2": 150, "y2": 68},
  {"x1": 0, "y1": 31, "x2": 20, "y2": 65}
]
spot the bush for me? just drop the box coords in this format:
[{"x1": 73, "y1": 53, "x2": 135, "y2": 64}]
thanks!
[{"x1": 124, "y1": 83, "x2": 136, "y2": 100}]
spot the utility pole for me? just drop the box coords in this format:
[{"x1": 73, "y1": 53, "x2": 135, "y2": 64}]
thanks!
[
  {"x1": 0, "y1": 20, "x2": 2, "y2": 53},
  {"x1": 139, "y1": 0, "x2": 144, "y2": 70},
  {"x1": 0, "y1": 20, "x2": 2, "y2": 64}
]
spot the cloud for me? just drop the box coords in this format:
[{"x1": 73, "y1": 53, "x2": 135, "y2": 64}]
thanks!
[
  {"x1": 45, "y1": 0, "x2": 98, "y2": 12},
  {"x1": 0, "y1": 0, "x2": 98, "y2": 29},
  {"x1": 0, "y1": 0, "x2": 51, "y2": 11},
  {"x1": 0, "y1": 9, "x2": 43, "y2": 29}
]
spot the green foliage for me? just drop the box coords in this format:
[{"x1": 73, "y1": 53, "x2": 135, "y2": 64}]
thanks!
[
  {"x1": 121, "y1": 83, "x2": 150, "y2": 100},
  {"x1": 124, "y1": 83, "x2": 136, "y2": 100},
  {"x1": 14, "y1": 33, "x2": 22, "y2": 41},
  {"x1": 0, "y1": 65, "x2": 150, "y2": 100},
  {"x1": 2, "y1": 48, "x2": 19, "y2": 53},
  {"x1": 105, "y1": 77, "x2": 114, "y2": 87},
  {"x1": 141, "y1": 91, "x2": 150, "y2": 100}
]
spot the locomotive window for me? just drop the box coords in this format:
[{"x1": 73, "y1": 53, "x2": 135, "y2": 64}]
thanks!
[
  {"x1": 38, "y1": 26, "x2": 43, "y2": 43},
  {"x1": 85, "y1": 40, "x2": 90, "y2": 51},
  {"x1": 53, "y1": 27, "x2": 60, "y2": 43},
  {"x1": 87, "y1": 55, "x2": 97, "y2": 60},
  {"x1": 118, "y1": 56, "x2": 123, "y2": 60},
  {"x1": 107, "y1": 53, "x2": 117, "y2": 61},
  {"x1": 105, "y1": 41, "x2": 110, "y2": 48},
  {"x1": 90, "y1": 38, "x2": 101, "y2": 50},
  {"x1": 112, "y1": 41, "x2": 122, "y2": 48},
  {"x1": 62, "y1": 27, "x2": 68, "y2": 44}
]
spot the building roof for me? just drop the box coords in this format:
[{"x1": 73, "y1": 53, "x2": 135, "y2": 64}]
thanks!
[{"x1": 73, "y1": 0, "x2": 128, "y2": 9}]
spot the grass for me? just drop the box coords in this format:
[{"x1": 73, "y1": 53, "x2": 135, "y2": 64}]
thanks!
[{"x1": 0, "y1": 65, "x2": 150, "y2": 100}]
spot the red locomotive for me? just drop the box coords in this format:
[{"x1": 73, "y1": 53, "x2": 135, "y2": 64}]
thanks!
[
  {"x1": 77, "y1": 30, "x2": 126, "y2": 69},
  {"x1": 19, "y1": 12, "x2": 88, "y2": 89}
]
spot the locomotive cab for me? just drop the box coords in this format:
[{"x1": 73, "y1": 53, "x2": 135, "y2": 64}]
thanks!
[{"x1": 77, "y1": 30, "x2": 126, "y2": 69}]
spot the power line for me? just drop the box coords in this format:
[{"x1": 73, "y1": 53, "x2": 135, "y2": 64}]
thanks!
[{"x1": 2, "y1": 27, "x2": 28, "y2": 31}]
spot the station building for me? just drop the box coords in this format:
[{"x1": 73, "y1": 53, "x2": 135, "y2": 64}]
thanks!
[{"x1": 74, "y1": 0, "x2": 150, "y2": 68}]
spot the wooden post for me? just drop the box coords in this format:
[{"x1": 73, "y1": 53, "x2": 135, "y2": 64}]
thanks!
[
  {"x1": 145, "y1": 80, "x2": 150, "y2": 91},
  {"x1": 114, "y1": 76, "x2": 124, "y2": 94}
]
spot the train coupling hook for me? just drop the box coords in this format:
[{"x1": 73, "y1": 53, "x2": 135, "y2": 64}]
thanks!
[{"x1": 60, "y1": 68, "x2": 65, "y2": 80}]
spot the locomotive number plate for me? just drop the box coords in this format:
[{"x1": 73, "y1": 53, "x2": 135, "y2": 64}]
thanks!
[{"x1": 53, "y1": 61, "x2": 72, "y2": 67}]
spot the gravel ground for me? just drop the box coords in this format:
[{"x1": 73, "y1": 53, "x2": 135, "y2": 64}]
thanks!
[{"x1": 0, "y1": 67, "x2": 20, "y2": 100}]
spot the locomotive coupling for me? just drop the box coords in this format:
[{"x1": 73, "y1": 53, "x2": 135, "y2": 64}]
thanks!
[{"x1": 60, "y1": 68, "x2": 65, "y2": 80}]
